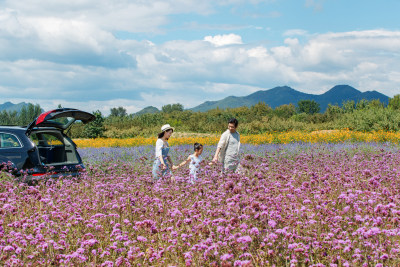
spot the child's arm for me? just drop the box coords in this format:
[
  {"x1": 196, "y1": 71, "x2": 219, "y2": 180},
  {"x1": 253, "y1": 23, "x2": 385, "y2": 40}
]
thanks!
[{"x1": 173, "y1": 156, "x2": 191, "y2": 170}]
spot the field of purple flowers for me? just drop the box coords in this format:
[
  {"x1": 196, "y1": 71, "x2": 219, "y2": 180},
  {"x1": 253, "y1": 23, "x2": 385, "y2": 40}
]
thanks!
[{"x1": 1, "y1": 143, "x2": 400, "y2": 266}]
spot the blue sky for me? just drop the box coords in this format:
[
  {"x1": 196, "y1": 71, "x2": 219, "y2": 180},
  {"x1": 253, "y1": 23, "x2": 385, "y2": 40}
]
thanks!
[{"x1": 1, "y1": 0, "x2": 400, "y2": 114}]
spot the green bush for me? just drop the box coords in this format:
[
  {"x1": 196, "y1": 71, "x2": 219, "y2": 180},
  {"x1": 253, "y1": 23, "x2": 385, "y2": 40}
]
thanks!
[{"x1": 338, "y1": 107, "x2": 400, "y2": 131}]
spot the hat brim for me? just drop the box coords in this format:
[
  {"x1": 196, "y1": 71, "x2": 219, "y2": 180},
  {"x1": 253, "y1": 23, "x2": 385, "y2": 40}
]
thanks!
[{"x1": 161, "y1": 127, "x2": 174, "y2": 133}]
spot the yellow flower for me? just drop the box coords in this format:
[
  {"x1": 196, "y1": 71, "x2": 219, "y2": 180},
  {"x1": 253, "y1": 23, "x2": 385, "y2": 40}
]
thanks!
[{"x1": 73, "y1": 130, "x2": 400, "y2": 148}]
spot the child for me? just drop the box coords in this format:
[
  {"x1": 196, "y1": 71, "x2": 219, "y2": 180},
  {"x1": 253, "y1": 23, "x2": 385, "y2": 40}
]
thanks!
[{"x1": 173, "y1": 143, "x2": 203, "y2": 183}]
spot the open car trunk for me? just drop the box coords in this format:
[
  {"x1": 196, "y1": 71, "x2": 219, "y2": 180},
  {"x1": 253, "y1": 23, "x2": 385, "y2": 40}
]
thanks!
[
  {"x1": 19, "y1": 108, "x2": 94, "y2": 181},
  {"x1": 25, "y1": 108, "x2": 94, "y2": 168},
  {"x1": 29, "y1": 130, "x2": 81, "y2": 166}
]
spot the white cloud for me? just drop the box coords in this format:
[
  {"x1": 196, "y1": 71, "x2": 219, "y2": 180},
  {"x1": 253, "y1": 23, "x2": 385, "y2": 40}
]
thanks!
[
  {"x1": 3, "y1": 0, "x2": 215, "y2": 33},
  {"x1": 305, "y1": 0, "x2": 324, "y2": 12},
  {"x1": 283, "y1": 29, "x2": 308, "y2": 36},
  {"x1": 1, "y1": 0, "x2": 400, "y2": 115},
  {"x1": 204, "y1": 34, "x2": 243, "y2": 47},
  {"x1": 3, "y1": 28, "x2": 400, "y2": 115}
]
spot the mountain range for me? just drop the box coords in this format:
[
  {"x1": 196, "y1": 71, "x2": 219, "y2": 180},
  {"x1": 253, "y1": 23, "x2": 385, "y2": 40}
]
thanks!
[
  {"x1": 189, "y1": 85, "x2": 390, "y2": 112},
  {"x1": 1, "y1": 85, "x2": 391, "y2": 115},
  {"x1": 0, "y1": 101, "x2": 30, "y2": 113},
  {"x1": 133, "y1": 106, "x2": 160, "y2": 116}
]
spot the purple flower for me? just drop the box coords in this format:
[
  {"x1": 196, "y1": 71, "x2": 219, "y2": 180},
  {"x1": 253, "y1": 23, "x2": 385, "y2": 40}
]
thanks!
[
  {"x1": 3, "y1": 245, "x2": 14, "y2": 252},
  {"x1": 183, "y1": 252, "x2": 192, "y2": 259},
  {"x1": 220, "y1": 253, "x2": 233, "y2": 261},
  {"x1": 380, "y1": 254, "x2": 389, "y2": 260},
  {"x1": 76, "y1": 248, "x2": 85, "y2": 254},
  {"x1": 92, "y1": 213, "x2": 106, "y2": 219},
  {"x1": 137, "y1": 236, "x2": 147, "y2": 242},
  {"x1": 234, "y1": 260, "x2": 251, "y2": 266},
  {"x1": 249, "y1": 227, "x2": 260, "y2": 236},
  {"x1": 268, "y1": 220, "x2": 277, "y2": 228},
  {"x1": 101, "y1": 261, "x2": 114, "y2": 267},
  {"x1": 237, "y1": 236, "x2": 252, "y2": 244},
  {"x1": 239, "y1": 253, "x2": 252, "y2": 258}
]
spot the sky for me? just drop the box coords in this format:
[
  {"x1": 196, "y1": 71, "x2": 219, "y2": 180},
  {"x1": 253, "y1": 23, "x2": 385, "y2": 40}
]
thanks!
[{"x1": 1, "y1": 0, "x2": 400, "y2": 115}]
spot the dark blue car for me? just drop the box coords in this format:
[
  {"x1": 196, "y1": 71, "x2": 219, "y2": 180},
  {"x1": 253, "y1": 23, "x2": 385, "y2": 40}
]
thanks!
[{"x1": 0, "y1": 108, "x2": 95, "y2": 182}]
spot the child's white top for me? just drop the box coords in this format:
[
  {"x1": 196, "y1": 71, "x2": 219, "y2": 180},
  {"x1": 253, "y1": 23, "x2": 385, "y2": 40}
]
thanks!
[{"x1": 189, "y1": 154, "x2": 202, "y2": 176}]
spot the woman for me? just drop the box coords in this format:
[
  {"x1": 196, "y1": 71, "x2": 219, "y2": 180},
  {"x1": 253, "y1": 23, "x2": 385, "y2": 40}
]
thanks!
[{"x1": 152, "y1": 124, "x2": 175, "y2": 181}]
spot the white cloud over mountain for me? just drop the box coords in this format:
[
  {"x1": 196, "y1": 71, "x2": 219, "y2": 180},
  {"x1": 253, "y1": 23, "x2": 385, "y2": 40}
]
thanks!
[{"x1": 0, "y1": 1, "x2": 399, "y2": 114}]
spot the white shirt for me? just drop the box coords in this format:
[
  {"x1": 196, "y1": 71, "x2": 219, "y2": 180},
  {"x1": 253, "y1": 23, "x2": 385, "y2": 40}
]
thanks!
[
  {"x1": 217, "y1": 129, "x2": 240, "y2": 162},
  {"x1": 189, "y1": 154, "x2": 202, "y2": 173},
  {"x1": 155, "y1": 139, "x2": 168, "y2": 158}
]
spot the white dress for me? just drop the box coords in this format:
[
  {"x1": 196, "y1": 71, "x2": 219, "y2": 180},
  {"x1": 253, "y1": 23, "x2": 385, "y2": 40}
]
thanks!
[{"x1": 189, "y1": 154, "x2": 202, "y2": 183}]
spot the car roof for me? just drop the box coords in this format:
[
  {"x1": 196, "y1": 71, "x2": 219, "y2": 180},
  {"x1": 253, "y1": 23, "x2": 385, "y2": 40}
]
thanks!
[
  {"x1": 0, "y1": 125, "x2": 64, "y2": 129},
  {"x1": 0, "y1": 126, "x2": 62, "y2": 134},
  {"x1": 0, "y1": 126, "x2": 26, "y2": 131}
]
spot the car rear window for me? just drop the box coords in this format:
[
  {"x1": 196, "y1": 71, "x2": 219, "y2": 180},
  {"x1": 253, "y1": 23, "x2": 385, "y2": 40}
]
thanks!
[
  {"x1": 0, "y1": 133, "x2": 22, "y2": 148},
  {"x1": 30, "y1": 133, "x2": 64, "y2": 146}
]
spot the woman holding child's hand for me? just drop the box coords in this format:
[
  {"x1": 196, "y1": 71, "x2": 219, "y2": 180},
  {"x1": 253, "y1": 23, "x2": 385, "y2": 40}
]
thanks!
[{"x1": 152, "y1": 124, "x2": 176, "y2": 182}]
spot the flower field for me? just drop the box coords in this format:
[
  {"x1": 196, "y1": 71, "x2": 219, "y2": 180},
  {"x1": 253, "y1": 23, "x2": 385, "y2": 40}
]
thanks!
[
  {"x1": 73, "y1": 130, "x2": 400, "y2": 148},
  {"x1": 1, "y1": 143, "x2": 400, "y2": 266}
]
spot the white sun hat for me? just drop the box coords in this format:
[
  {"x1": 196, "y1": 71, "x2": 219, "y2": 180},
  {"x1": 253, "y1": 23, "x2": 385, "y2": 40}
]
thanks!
[{"x1": 161, "y1": 124, "x2": 174, "y2": 132}]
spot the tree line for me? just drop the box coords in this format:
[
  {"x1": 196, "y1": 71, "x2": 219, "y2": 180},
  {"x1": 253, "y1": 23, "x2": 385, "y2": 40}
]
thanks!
[
  {"x1": 0, "y1": 104, "x2": 42, "y2": 126},
  {"x1": 1, "y1": 97, "x2": 400, "y2": 138},
  {"x1": 71, "y1": 95, "x2": 400, "y2": 138}
]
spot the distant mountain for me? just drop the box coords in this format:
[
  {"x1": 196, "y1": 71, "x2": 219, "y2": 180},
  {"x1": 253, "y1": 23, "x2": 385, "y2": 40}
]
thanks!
[
  {"x1": 133, "y1": 106, "x2": 160, "y2": 116},
  {"x1": 190, "y1": 85, "x2": 390, "y2": 112},
  {"x1": 0, "y1": 101, "x2": 30, "y2": 113}
]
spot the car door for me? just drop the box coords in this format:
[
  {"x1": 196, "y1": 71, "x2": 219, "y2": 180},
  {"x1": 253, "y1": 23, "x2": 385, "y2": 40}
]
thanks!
[
  {"x1": 26, "y1": 108, "x2": 95, "y2": 135},
  {"x1": 0, "y1": 131, "x2": 25, "y2": 170}
]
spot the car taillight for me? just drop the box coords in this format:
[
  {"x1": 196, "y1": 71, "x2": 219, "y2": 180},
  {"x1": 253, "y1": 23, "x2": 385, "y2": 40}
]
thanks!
[
  {"x1": 32, "y1": 173, "x2": 46, "y2": 177},
  {"x1": 32, "y1": 171, "x2": 57, "y2": 177}
]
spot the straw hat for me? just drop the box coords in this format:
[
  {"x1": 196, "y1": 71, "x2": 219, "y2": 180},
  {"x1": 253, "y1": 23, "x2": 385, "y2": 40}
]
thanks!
[{"x1": 161, "y1": 124, "x2": 174, "y2": 132}]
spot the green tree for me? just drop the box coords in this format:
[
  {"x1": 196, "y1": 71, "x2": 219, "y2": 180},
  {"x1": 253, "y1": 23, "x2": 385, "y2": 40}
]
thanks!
[
  {"x1": 325, "y1": 104, "x2": 343, "y2": 120},
  {"x1": 110, "y1": 106, "x2": 127, "y2": 117},
  {"x1": 388, "y1": 95, "x2": 400, "y2": 110},
  {"x1": 16, "y1": 103, "x2": 42, "y2": 126},
  {"x1": 342, "y1": 100, "x2": 355, "y2": 113},
  {"x1": 19, "y1": 106, "x2": 28, "y2": 125},
  {"x1": 274, "y1": 104, "x2": 296, "y2": 118},
  {"x1": 355, "y1": 99, "x2": 384, "y2": 110},
  {"x1": 250, "y1": 102, "x2": 273, "y2": 119},
  {"x1": 28, "y1": 103, "x2": 42, "y2": 121},
  {"x1": 162, "y1": 103, "x2": 184, "y2": 113},
  {"x1": 296, "y1": 100, "x2": 320, "y2": 115},
  {"x1": 356, "y1": 99, "x2": 369, "y2": 110},
  {"x1": 368, "y1": 99, "x2": 384, "y2": 109},
  {"x1": 83, "y1": 110, "x2": 105, "y2": 138},
  {"x1": 0, "y1": 110, "x2": 18, "y2": 125}
]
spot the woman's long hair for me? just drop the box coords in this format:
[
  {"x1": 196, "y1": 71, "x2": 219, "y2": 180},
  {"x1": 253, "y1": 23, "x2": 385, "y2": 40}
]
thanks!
[{"x1": 158, "y1": 129, "x2": 173, "y2": 139}]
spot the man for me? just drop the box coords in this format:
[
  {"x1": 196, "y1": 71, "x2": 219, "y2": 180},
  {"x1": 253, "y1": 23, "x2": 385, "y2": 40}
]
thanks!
[{"x1": 212, "y1": 118, "x2": 240, "y2": 172}]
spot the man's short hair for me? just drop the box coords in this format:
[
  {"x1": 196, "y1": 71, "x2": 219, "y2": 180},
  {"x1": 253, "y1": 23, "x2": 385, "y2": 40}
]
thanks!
[{"x1": 228, "y1": 118, "x2": 238, "y2": 128}]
